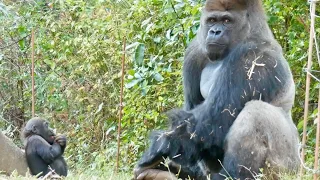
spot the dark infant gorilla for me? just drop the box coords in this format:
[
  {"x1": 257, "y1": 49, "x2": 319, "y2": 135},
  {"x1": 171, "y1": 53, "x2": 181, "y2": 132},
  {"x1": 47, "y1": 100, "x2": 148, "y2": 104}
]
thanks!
[
  {"x1": 22, "y1": 117, "x2": 68, "y2": 177},
  {"x1": 134, "y1": 0, "x2": 300, "y2": 179}
]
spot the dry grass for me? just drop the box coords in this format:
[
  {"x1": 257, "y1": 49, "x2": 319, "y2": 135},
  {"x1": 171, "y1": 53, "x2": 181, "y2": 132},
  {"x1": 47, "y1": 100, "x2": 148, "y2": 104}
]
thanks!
[
  {"x1": 0, "y1": 168, "x2": 132, "y2": 180},
  {"x1": 0, "y1": 167, "x2": 316, "y2": 180}
]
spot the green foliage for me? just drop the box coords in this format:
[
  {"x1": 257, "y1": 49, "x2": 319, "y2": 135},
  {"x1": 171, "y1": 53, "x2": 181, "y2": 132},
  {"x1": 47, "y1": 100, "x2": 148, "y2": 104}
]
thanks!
[
  {"x1": 0, "y1": 0, "x2": 319, "y2": 176},
  {"x1": 264, "y1": 0, "x2": 319, "y2": 162},
  {"x1": 117, "y1": 0, "x2": 202, "y2": 170},
  {"x1": 0, "y1": 0, "x2": 201, "y2": 171}
]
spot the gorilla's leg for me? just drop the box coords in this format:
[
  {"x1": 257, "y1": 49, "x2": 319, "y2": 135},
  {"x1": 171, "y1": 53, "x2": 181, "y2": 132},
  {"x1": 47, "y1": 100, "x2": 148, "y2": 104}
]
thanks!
[
  {"x1": 214, "y1": 100, "x2": 299, "y2": 180},
  {"x1": 50, "y1": 157, "x2": 68, "y2": 177}
]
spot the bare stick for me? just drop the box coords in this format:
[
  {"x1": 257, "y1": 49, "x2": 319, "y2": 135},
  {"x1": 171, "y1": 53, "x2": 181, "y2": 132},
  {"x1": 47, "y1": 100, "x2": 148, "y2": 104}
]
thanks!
[
  {"x1": 300, "y1": 1, "x2": 316, "y2": 176},
  {"x1": 116, "y1": 37, "x2": 126, "y2": 172},
  {"x1": 314, "y1": 88, "x2": 320, "y2": 180},
  {"x1": 31, "y1": 29, "x2": 35, "y2": 117}
]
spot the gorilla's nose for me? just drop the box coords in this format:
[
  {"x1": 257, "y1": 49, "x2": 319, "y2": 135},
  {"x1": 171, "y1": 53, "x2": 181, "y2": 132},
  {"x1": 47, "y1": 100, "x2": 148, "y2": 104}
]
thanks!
[{"x1": 209, "y1": 29, "x2": 222, "y2": 37}]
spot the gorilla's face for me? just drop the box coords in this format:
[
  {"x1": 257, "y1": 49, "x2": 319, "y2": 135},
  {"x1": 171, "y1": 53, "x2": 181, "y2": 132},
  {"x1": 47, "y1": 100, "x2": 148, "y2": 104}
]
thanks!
[
  {"x1": 201, "y1": 9, "x2": 249, "y2": 60},
  {"x1": 26, "y1": 119, "x2": 56, "y2": 144},
  {"x1": 39, "y1": 121, "x2": 56, "y2": 144}
]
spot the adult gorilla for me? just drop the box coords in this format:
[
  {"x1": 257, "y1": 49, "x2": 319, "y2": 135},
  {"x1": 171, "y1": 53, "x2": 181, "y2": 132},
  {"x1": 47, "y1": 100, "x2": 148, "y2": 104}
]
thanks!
[
  {"x1": 134, "y1": 0, "x2": 300, "y2": 179},
  {"x1": 22, "y1": 117, "x2": 68, "y2": 177}
]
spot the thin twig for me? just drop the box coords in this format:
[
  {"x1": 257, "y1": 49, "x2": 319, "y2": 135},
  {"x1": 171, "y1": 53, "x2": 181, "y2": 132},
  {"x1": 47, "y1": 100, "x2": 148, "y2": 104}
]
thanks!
[
  {"x1": 217, "y1": 159, "x2": 232, "y2": 179},
  {"x1": 314, "y1": 88, "x2": 320, "y2": 179},
  {"x1": 238, "y1": 165, "x2": 259, "y2": 179},
  {"x1": 170, "y1": 2, "x2": 185, "y2": 34},
  {"x1": 0, "y1": 35, "x2": 30, "y2": 50},
  {"x1": 298, "y1": 143, "x2": 320, "y2": 175},
  {"x1": 305, "y1": 69, "x2": 320, "y2": 82},
  {"x1": 116, "y1": 37, "x2": 126, "y2": 172},
  {"x1": 31, "y1": 29, "x2": 35, "y2": 117},
  {"x1": 300, "y1": 1, "x2": 316, "y2": 176},
  {"x1": 247, "y1": 55, "x2": 264, "y2": 80}
]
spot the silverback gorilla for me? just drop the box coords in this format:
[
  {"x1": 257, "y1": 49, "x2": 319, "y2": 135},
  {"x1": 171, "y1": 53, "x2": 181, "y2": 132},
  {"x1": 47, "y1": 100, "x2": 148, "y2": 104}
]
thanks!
[
  {"x1": 134, "y1": 0, "x2": 300, "y2": 179},
  {"x1": 22, "y1": 117, "x2": 68, "y2": 177}
]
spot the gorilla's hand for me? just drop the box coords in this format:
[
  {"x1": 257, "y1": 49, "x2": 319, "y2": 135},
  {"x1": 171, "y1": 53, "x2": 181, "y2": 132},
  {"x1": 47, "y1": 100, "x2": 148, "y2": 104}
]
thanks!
[
  {"x1": 55, "y1": 134, "x2": 67, "y2": 147},
  {"x1": 167, "y1": 109, "x2": 195, "y2": 134},
  {"x1": 134, "y1": 169, "x2": 178, "y2": 180}
]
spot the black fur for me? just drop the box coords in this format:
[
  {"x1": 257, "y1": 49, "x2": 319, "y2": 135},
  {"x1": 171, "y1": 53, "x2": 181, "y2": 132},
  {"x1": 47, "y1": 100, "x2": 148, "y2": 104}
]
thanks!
[
  {"x1": 135, "y1": 0, "x2": 296, "y2": 179},
  {"x1": 187, "y1": 42, "x2": 289, "y2": 149},
  {"x1": 137, "y1": 42, "x2": 291, "y2": 178}
]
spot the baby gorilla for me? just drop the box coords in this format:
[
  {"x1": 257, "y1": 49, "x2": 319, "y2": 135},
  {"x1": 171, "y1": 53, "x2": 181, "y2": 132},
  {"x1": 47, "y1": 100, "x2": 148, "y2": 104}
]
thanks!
[{"x1": 22, "y1": 117, "x2": 68, "y2": 177}]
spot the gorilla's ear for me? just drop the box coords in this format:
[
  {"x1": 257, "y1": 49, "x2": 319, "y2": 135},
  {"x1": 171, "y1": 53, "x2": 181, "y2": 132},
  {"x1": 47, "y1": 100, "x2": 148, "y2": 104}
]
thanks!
[{"x1": 31, "y1": 125, "x2": 37, "y2": 134}]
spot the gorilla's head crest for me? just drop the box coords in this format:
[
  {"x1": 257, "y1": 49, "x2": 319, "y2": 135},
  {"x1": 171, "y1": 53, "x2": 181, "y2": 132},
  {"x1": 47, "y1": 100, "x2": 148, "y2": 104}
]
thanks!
[
  {"x1": 205, "y1": 0, "x2": 263, "y2": 12},
  {"x1": 205, "y1": 0, "x2": 245, "y2": 11}
]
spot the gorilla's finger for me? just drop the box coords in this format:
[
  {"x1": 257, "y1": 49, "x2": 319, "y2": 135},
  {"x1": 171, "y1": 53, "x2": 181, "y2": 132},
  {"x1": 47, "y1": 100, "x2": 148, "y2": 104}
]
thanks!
[{"x1": 55, "y1": 134, "x2": 67, "y2": 139}]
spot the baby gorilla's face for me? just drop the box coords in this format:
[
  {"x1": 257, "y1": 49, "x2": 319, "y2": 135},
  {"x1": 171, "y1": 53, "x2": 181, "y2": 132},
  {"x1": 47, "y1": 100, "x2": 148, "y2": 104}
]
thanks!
[
  {"x1": 40, "y1": 121, "x2": 56, "y2": 144},
  {"x1": 49, "y1": 135, "x2": 56, "y2": 143}
]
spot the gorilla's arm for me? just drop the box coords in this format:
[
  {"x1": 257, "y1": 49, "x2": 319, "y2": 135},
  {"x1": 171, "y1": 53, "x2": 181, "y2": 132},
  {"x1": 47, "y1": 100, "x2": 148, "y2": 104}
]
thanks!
[
  {"x1": 55, "y1": 134, "x2": 67, "y2": 154},
  {"x1": 135, "y1": 111, "x2": 207, "y2": 179},
  {"x1": 30, "y1": 136, "x2": 64, "y2": 164},
  {"x1": 136, "y1": 130, "x2": 205, "y2": 179},
  {"x1": 137, "y1": 130, "x2": 199, "y2": 167},
  {"x1": 137, "y1": 109, "x2": 199, "y2": 167},
  {"x1": 183, "y1": 40, "x2": 207, "y2": 110}
]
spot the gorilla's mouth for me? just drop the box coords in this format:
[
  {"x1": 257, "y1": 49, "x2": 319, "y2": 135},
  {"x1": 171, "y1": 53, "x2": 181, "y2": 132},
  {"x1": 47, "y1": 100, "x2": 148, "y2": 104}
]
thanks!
[
  {"x1": 207, "y1": 42, "x2": 226, "y2": 46},
  {"x1": 49, "y1": 133, "x2": 56, "y2": 140}
]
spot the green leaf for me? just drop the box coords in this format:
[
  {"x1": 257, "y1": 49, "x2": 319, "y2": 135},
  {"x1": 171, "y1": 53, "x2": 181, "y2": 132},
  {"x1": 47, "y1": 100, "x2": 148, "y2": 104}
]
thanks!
[
  {"x1": 18, "y1": 39, "x2": 25, "y2": 50},
  {"x1": 125, "y1": 79, "x2": 141, "y2": 89},
  {"x1": 134, "y1": 44, "x2": 145, "y2": 66},
  {"x1": 127, "y1": 69, "x2": 135, "y2": 75},
  {"x1": 153, "y1": 37, "x2": 161, "y2": 43},
  {"x1": 166, "y1": 29, "x2": 172, "y2": 40},
  {"x1": 95, "y1": 103, "x2": 104, "y2": 114},
  {"x1": 154, "y1": 73, "x2": 164, "y2": 82},
  {"x1": 141, "y1": 17, "x2": 152, "y2": 27},
  {"x1": 126, "y1": 42, "x2": 140, "y2": 50},
  {"x1": 146, "y1": 23, "x2": 153, "y2": 32},
  {"x1": 174, "y1": 2, "x2": 185, "y2": 10}
]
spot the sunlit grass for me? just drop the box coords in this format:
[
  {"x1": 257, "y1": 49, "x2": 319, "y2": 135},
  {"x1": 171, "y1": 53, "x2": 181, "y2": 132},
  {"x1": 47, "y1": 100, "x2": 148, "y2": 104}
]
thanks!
[
  {"x1": 1, "y1": 168, "x2": 317, "y2": 180},
  {"x1": 0, "y1": 168, "x2": 132, "y2": 180}
]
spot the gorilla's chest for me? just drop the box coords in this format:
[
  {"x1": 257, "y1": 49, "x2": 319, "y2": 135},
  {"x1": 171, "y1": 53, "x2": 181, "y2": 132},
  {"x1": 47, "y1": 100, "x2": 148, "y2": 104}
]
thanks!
[{"x1": 200, "y1": 61, "x2": 223, "y2": 99}]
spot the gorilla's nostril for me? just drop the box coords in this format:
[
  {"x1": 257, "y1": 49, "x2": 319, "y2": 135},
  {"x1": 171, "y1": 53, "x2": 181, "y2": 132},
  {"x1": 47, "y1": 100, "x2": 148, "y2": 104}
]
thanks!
[{"x1": 209, "y1": 29, "x2": 222, "y2": 36}]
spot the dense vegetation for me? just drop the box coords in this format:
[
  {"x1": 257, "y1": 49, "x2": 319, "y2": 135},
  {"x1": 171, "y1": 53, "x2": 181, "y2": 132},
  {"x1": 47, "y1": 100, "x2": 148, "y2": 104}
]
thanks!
[{"x1": 0, "y1": 0, "x2": 319, "y2": 177}]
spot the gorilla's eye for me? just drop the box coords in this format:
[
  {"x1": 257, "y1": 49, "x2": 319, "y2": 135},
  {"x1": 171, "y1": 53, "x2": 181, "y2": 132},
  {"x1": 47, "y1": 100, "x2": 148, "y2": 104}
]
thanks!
[
  {"x1": 223, "y1": 18, "x2": 231, "y2": 23},
  {"x1": 208, "y1": 18, "x2": 217, "y2": 24}
]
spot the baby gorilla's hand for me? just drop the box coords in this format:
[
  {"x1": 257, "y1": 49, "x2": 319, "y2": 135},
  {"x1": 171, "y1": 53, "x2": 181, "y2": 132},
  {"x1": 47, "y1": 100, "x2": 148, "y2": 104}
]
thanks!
[{"x1": 55, "y1": 134, "x2": 67, "y2": 147}]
